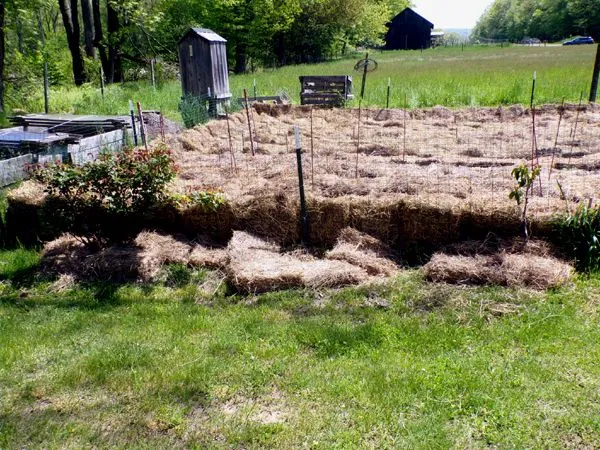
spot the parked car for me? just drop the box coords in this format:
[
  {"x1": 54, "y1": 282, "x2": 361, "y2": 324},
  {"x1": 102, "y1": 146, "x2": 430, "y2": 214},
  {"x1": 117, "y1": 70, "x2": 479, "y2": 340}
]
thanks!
[{"x1": 563, "y1": 36, "x2": 594, "y2": 45}]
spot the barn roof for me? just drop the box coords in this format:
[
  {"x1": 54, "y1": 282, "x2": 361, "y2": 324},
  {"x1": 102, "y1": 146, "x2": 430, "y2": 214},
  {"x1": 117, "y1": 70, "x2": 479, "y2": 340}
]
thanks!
[
  {"x1": 178, "y1": 28, "x2": 227, "y2": 44},
  {"x1": 390, "y1": 8, "x2": 434, "y2": 28}
]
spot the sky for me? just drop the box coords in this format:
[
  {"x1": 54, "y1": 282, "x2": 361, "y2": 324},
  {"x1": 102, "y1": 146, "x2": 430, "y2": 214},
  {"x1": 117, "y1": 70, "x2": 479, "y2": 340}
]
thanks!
[{"x1": 411, "y1": 0, "x2": 495, "y2": 29}]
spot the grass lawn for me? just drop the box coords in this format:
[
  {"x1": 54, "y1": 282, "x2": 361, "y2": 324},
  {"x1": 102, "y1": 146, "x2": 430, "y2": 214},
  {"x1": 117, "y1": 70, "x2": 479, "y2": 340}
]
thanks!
[
  {"x1": 1, "y1": 248, "x2": 599, "y2": 448},
  {"x1": 9, "y1": 45, "x2": 598, "y2": 123}
]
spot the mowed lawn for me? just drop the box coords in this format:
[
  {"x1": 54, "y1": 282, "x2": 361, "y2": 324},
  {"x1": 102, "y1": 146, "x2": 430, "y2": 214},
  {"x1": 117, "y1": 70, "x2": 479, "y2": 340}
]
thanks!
[
  {"x1": 1, "y1": 248, "x2": 600, "y2": 448},
  {"x1": 17, "y1": 45, "x2": 598, "y2": 121}
]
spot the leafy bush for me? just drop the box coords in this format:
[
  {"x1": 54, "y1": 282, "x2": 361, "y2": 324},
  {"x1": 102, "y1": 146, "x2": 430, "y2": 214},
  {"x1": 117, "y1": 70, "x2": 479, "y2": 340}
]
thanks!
[
  {"x1": 33, "y1": 145, "x2": 176, "y2": 246},
  {"x1": 179, "y1": 94, "x2": 210, "y2": 128},
  {"x1": 509, "y1": 163, "x2": 540, "y2": 239},
  {"x1": 556, "y1": 204, "x2": 600, "y2": 271}
]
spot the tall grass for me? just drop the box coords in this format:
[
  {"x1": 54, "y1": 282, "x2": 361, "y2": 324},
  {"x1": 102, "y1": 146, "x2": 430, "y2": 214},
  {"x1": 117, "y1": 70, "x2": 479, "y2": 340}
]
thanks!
[{"x1": 6, "y1": 45, "x2": 597, "y2": 124}]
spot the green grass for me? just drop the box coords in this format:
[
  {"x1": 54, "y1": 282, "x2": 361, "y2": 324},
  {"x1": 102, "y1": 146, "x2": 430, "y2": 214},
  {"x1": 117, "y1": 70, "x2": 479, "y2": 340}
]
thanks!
[
  {"x1": 1, "y1": 249, "x2": 600, "y2": 448},
  {"x1": 8, "y1": 45, "x2": 597, "y2": 124}
]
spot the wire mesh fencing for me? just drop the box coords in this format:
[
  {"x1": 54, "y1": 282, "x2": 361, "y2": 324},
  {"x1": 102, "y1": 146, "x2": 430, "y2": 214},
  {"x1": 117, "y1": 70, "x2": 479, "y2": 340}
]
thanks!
[{"x1": 171, "y1": 103, "x2": 600, "y2": 221}]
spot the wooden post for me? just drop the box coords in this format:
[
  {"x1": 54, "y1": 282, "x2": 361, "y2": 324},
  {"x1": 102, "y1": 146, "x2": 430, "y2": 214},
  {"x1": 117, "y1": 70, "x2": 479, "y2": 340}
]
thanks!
[
  {"x1": 403, "y1": 92, "x2": 407, "y2": 162},
  {"x1": 151, "y1": 58, "x2": 156, "y2": 91},
  {"x1": 243, "y1": 89, "x2": 255, "y2": 156},
  {"x1": 225, "y1": 108, "x2": 236, "y2": 172},
  {"x1": 100, "y1": 66, "x2": 105, "y2": 98},
  {"x1": 136, "y1": 101, "x2": 148, "y2": 150},
  {"x1": 310, "y1": 106, "x2": 314, "y2": 187},
  {"x1": 548, "y1": 99, "x2": 565, "y2": 180},
  {"x1": 43, "y1": 60, "x2": 49, "y2": 114},
  {"x1": 356, "y1": 100, "x2": 362, "y2": 178},
  {"x1": 253, "y1": 78, "x2": 257, "y2": 100},
  {"x1": 590, "y1": 43, "x2": 600, "y2": 102},
  {"x1": 294, "y1": 125, "x2": 309, "y2": 246}
]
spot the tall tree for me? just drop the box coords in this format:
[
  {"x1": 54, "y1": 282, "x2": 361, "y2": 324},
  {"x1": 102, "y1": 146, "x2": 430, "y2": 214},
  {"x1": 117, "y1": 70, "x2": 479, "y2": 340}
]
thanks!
[
  {"x1": 0, "y1": 0, "x2": 4, "y2": 113},
  {"x1": 58, "y1": 0, "x2": 86, "y2": 85},
  {"x1": 81, "y1": 0, "x2": 95, "y2": 57}
]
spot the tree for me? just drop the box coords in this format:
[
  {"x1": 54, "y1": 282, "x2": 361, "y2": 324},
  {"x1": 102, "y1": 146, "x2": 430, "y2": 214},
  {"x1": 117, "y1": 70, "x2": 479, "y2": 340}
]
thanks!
[
  {"x1": 58, "y1": 0, "x2": 86, "y2": 85},
  {"x1": 0, "y1": 0, "x2": 4, "y2": 113}
]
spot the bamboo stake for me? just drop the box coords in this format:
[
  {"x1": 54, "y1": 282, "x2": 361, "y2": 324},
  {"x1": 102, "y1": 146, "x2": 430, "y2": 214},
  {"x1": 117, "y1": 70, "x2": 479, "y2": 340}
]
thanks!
[
  {"x1": 243, "y1": 89, "x2": 255, "y2": 156},
  {"x1": 548, "y1": 98, "x2": 565, "y2": 180}
]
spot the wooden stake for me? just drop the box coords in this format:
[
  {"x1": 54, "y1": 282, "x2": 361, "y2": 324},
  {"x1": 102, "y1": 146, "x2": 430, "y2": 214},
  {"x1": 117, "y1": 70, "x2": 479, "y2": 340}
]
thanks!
[
  {"x1": 43, "y1": 60, "x2": 49, "y2": 114},
  {"x1": 136, "y1": 101, "x2": 148, "y2": 150},
  {"x1": 403, "y1": 93, "x2": 407, "y2": 162},
  {"x1": 310, "y1": 106, "x2": 314, "y2": 187},
  {"x1": 356, "y1": 100, "x2": 362, "y2": 178},
  {"x1": 548, "y1": 98, "x2": 565, "y2": 180},
  {"x1": 225, "y1": 108, "x2": 236, "y2": 172},
  {"x1": 243, "y1": 89, "x2": 255, "y2": 156}
]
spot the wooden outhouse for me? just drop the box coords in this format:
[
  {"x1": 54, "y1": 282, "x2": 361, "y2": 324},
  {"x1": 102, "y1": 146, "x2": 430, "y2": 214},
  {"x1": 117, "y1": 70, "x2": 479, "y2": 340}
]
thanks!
[{"x1": 178, "y1": 28, "x2": 231, "y2": 103}]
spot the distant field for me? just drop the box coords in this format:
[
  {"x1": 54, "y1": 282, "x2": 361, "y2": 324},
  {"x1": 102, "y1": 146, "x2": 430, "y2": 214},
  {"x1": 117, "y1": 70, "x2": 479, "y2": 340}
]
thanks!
[{"x1": 8, "y1": 45, "x2": 598, "y2": 123}]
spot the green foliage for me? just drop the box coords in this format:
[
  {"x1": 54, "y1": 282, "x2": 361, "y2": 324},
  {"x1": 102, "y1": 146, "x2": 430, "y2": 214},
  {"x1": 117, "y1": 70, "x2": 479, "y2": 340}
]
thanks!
[
  {"x1": 557, "y1": 204, "x2": 600, "y2": 271},
  {"x1": 509, "y1": 163, "x2": 541, "y2": 205},
  {"x1": 509, "y1": 162, "x2": 541, "y2": 239},
  {"x1": 473, "y1": 0, "x2": 600, "y2": 42},
  {"x1": 32, "y1": 145, "x2": 176, "y2": 246},
  {"x1": 172, "y1": 190, "x2": 227, "y2": 212},
  {"x1": 178, "y1": 94, "x2": 210, "y2": 129}
]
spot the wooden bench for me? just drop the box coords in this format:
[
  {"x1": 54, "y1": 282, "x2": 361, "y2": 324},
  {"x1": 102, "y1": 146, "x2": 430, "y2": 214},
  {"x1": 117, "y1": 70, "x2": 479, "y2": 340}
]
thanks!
[{"x1": 300, "y1": 76, "x2": 353, "y2": 106}]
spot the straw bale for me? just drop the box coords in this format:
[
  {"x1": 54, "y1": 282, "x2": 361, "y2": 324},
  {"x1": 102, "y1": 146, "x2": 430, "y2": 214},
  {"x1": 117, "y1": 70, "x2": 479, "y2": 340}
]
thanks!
[
  {"x1": 189, "y1": 245, "x2": 229, "y2": 269},
  {"x1": 326, "y1": 226, "x2": 398, "y2": 277},
  {"x1": 6, "y1": 180, "x2": 47, "y2": 206},
  {"x1": 424, "y1": 254, "x2": 502, "y2": 285},
  {"x1": 41, "y1": 235, "x2": 142, "y2": 281},
  {"x1": 226, "y1": 231, "x2": 368, "y2": 293},
  {"x1": 501, "y1": 253, "x2": 572, "y2": 289},
  {"x1": 134, "y1": 231, "x2": 193, "y2": 280},
  {"x1": 424, "y1": 250, "x2": 572, "y2": 289}
]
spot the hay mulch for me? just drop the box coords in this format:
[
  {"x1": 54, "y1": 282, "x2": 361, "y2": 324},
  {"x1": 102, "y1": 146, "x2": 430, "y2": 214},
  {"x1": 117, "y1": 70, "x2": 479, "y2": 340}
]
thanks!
[
  {"x1": 423, "y1": 244, "x2": 573, "y2": 289},
  {"x1": 225, "y1": 230, "x2": 397, "y2": 293},
  {"x1": 41, "y1": 232, "x2": 227, "y2": 283},
  {"x1": 41, "y1": 228, "x2": 398, "y2": 291}
]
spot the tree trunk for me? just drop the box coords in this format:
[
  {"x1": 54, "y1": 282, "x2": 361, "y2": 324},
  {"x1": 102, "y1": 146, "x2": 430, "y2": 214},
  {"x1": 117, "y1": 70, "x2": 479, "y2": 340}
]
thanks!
[
  {"x1": 58, "y1": 0, "x2": 86, "y2": 85},
  {"x1": 81, "y1": 0, "x2": 95, "y2": 57},
  {"x1": 235, "y1": 42, "x2": 247, "y2": 73},
  {"x1": 0, "y1": 0, "x2": 4, "y2": 113},
  {"x1": 106, "y1": 0, "x2": 122, "y2": 83},
  {"x1": 590, "y1": 43, "x2": 600, "y2": 103},
  {"x1": 92, "y1": 0, "x2": 108, "y2": 74}
]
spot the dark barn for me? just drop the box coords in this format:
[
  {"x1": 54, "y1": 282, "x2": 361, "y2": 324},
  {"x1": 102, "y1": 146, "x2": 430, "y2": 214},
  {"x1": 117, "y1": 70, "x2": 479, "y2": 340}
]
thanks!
[
  {"x1": 178, "y1": 28, "x2": 231, "y2": 101},
  {"x1": 384, "y1": 8, "x2": 434, "y2": 50}
]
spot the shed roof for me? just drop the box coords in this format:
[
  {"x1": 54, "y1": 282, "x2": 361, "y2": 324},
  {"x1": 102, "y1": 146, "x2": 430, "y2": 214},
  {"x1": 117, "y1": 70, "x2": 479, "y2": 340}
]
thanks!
[
  {"x1": 390, "y1": 8, "x2": 434, "y2": 29},
  {"x1": 178, "y1": 28, "x2": 227, "y2": 44}
]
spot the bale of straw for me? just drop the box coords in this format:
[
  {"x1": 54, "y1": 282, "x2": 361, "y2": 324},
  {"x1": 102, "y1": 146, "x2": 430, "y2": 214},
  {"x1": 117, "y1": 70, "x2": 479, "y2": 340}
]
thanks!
[
  {"x1": 423, "y1": 251, "x2": 572, "y2": 289},
  {"x1": 326, "y1": 227, "x2": 398, "y2": 277},
  {"x1": 233, "y1": 193, "x2": 299, "y2": 247},
  {"x1": 423, "y1": 254, "x2": 502, "y2": 285},
  {"x1": 189, "y1": 245, "x2": 229, "y2": 269},
  {"x1": 134, "y1": 231, "x2": 193, "y2": 280},
  {"x1": 501, "y1": 253, "x2": 572, "y2": 290},
  {"x1": 226, "y1": 231, "x2": 368, "y2": 293}
]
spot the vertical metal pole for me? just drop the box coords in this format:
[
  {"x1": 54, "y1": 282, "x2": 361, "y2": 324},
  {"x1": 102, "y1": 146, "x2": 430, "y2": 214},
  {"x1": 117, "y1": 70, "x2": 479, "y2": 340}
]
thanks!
[
  {"x1": 129, "y1": 100, "x2": 138, "y2": 146},
  {"x1": 294, "y1": 125, "x2": 309, "y2": 246},
  {"x1": 43, "y1": 60, "x2": 49, "y2": 114},
  {"x1": 386, "y1": 77, "x2": 391, "y2": 109},
  {"x1": 590, "y1": 43, "x2": 600, "y2": 102},
  {"x1": 360, "y1": 52, "x2": 369, "y2": 100}
]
